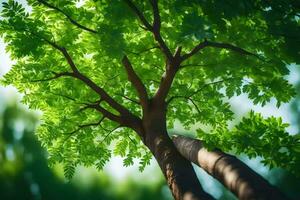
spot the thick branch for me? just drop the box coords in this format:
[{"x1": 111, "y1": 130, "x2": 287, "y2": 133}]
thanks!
[
  {"x1": 90, "y1": 104, "x2": 123, "y2": 124},
  {"x1": 172, "y1": 135, "x2": 289, "y2": 200},
  {"x1": 37, "y1": 0, "x2": 97, "y2": 34},
  {"x1": 97, "y1": 104, "x2": 143, "y2": 136},
  {"x1": 154, "y1": 55, "x2": 185, "y2": 103},
  {"x1": 181, "y1": 40, "x2": 261, "y2": 61},
  {"x1": 122, "y1": 55, "x2": 149, "y2": 109},
  {"x1": 153, "y1": 67, "x2": 178, "y2": 103}
]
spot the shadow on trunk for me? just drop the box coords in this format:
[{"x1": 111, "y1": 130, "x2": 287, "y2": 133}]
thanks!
[{"x1": 172, "y1": 135, "x2": 289, "y2": 200}]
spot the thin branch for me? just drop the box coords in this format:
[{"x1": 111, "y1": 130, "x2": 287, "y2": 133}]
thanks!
[
  {"x1": 72, "y1": 117, "x2": 105, "y2": 134},
  {"x1": 181, "y1": 40, "x2": 262, "y2": 61},
  {"x1": 28, "y1": 30, "x2": 63, "y2": 50},
  {"x1": 64, "y1": 117, "x2": 105, "y2": 142},
  {"x1": 115, "y1": 93, "x2": 140, "y2": 105},
  {"x1": 167, "y1": 78, "x2": 235, "y2": 105},
  {"x1": 74, "y1": 72, "x2": 132, "y2": 115},
  {"x1": 125, "y1": 46, "x2": 159, "y2": 56},
  {"x1": 167, "y1": 95, "x2": 188, "y2": 105},
  {"x1": 188, "y1": 78, "x2": 235, "y2": 98},
  {"x1": 123, "y1": 0, "x2": 152, "y2": 31},
  {"x1": 166, "y1": 95, "x2": 201, "y2": 115},
  {"x1": 188, "y1": 98, "x2": 201, "y2": 114},
  {"x1": 152, "y1": 64, "x2": 164, "y2": 72},
  {"x1": 126, "y1": 135, "x2": 136, "y2": 145},
  {"x1": 47, "y1": 92, "x2": 101, "y2": 110},
  {"x1": 29, "y1": 71, "x2": 74, "y2": 82},
  {"x1": 100, "y1": 73, "x2": 120, "y2": 88},
  {"x1": 29, "y1": 30, "x2": 80, "y2": 74},
  {"x1": 99, "y1": 125, "x2": 122, "y2": 144},
  {"x1": 122, "y1": 55, "x2": 149, "y2": 109},
  {"x1": 149, "y1": 0, "x2": 180, "y2": 103},
  {"x1": 37, "y1": 0, "x2": 98, "y2": 34},
  {"x1": 207, "y1": 41, "x2": 261, "y2": 58},
  {"x1": 124, "y1": 0, "x2": 172, "y2": 60},
  {"x1": 48, "y1": 91, "x2": 77, "y2": 102},
  {"x1": 180, "y1": 63, "x2": 219, "y2": 70},
  {"x1": 79, "y1": 103, "x2": 96, "y2": 112}
]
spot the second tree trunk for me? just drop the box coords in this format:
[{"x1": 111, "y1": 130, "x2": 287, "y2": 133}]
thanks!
[{"x1": 172, "y1": 135, "x2": 289, "y2": 200}]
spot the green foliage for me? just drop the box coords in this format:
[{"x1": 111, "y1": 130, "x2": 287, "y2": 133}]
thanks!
[
  {"x1": 139, "y1": 151, "x2": 152, "y2": 172},
  {"x1": 0, "y1": 0, "x2": 299, "y2": 178},
  {"x1": 198, "y1": 111, "x2": 300, "y2": 176}
]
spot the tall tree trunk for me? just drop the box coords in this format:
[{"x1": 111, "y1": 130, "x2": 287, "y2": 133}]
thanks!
[
  {"x1": 172, "y1": 135, "x2": 289, "y2": 200},
  {"x1": 141, "y1": 103, "x2": 214, "y2": 200},
  {"x1": 145, "y1": 132, "x2": 214, "y2": 200}
]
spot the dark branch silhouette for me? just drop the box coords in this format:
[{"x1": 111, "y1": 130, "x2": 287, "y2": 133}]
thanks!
[
  {"x1": 30, "y1": 71, "x2": 74, "y2": 82},
  {"x1": 123, "y1": 0, "x2": 152, "y2": 31},
  {"x1": 148, "y1": 0, "x2": 173, "y2": 60},
  {"x1": 124, "y1": 0, "x2": 172, "y2": 60},
  {"x1": 181, "y1": 40, "x2": 261, "y2": 61},
  {"x1": 64, "y1": 117, "x2": 105, "y2": 142},
  {"x1": 37, "y1": 0, "x2": 98, "y2": 34}
]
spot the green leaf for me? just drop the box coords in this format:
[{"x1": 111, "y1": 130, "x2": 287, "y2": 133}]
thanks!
[{"x1": 63, "y1": 163, "x2": 76, "y2": 180}]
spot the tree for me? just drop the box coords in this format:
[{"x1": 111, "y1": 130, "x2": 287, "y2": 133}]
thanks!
[{"x1": 0, "y1": 0, "x2": 299, "y2": 199}]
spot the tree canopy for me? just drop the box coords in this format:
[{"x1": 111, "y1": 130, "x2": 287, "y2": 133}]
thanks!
[{"x1": 0, "y1": 0, "x2": 300, "y2": 181}]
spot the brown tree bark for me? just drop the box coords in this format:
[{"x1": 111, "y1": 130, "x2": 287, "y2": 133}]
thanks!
[
  {"x1": 140, "y1": 102, "x2": 215, "y2": 200},
  {"x1": 172, "y1": 135, "x2": 289, "y2": 200}
]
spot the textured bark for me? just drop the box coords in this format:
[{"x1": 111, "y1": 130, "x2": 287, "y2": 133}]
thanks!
[
  {"x1": 141, "y1": 103, "x2": 214, "y2": 200},
  {"x1": 146, "y1": 133, "x2": 215, "y2": 200},
  {"x1": 172, "y1": 135, "x2": 289, "y2": 200}
]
